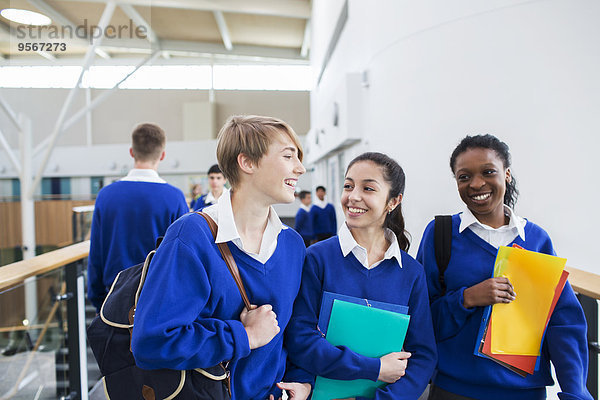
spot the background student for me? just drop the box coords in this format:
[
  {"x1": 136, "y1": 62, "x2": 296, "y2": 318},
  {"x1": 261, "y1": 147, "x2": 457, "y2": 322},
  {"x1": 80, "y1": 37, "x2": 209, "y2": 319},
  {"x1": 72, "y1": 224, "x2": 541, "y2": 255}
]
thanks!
[
  {"x1": 193, "y1": 163, "x2": 228, "y2": 211},
  {"x1": 87, "y1": 123, "x2": 188, "y2": 312},
  {"x1": 286, "y1": 152, "x2": 437, "y2": 400},
  {"x1": 131, "y1": 115, "x2": 310, "y2": 400},
  {"x1": 295, "y1": 190, "x2": 314, "y2": 247},
  {"x1": 310, "y1": 185, "x2": 337, "y2": 242},
  {"x1": 189, "y1": 183, "x2": 203, "y2": 210},
  {"x1": 417, "y1": 134, "x2": 592, "y2": 400}
]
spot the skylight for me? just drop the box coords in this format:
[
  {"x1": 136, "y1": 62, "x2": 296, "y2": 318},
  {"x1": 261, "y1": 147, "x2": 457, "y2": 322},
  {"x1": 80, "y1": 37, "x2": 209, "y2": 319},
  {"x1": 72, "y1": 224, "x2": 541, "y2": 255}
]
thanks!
[
  {"x1": 0, "y1": 8, "x2": 51, "y2": 26},
  {"x1": 0, "y1": 65, "x2": 312, "y2": 90}
]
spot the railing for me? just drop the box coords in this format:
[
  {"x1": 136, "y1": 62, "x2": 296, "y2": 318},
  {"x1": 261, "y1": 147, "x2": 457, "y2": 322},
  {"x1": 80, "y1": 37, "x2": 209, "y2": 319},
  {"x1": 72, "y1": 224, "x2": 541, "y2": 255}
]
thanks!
[
  {"x1": 0, "y1": 246, "x2": 597, "y2": 399},
  {"x1": 0, "y1": 241, "x2": 90, "y2": 400},
  {"x1": 566, "y1": 267, "x2": 600, "y2": 399}
]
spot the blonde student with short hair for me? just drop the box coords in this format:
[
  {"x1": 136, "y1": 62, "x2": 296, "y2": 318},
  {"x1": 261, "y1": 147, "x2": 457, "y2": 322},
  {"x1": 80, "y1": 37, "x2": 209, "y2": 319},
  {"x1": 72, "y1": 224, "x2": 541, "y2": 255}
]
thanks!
[{"x1": 131, "y1": 116, "x2": 310, "y2": 400}]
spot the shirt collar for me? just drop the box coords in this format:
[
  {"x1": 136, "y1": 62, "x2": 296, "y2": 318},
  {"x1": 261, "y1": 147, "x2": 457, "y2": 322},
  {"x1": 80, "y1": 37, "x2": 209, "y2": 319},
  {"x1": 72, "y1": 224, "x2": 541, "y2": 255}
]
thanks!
[
  {"x1": 459, "y1": 205, "x2": 526, "y2": 240},
  {"x1": 120, "y1": 168, "x2": 165, "y2": 183},
  {"x1": 205, "y1": 187, "x2": 228, "y2": 205},
  {"x1": 211, "y1": 190, "x2": 284, "y2": 245},
  {"x1": 313, "y1": 197, "x2": 328, "y2": 209},
  {"x1": 338, "y1": 222, "x2": 403, "y2": 268},
  {"x1": 300, "y1": 203, "x2": 311, "y2": 212}
]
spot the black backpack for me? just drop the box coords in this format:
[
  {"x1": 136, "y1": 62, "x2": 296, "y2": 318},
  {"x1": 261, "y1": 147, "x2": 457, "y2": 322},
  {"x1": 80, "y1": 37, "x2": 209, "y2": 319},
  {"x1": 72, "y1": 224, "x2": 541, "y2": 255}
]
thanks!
[
  {"x1": 434, "y1": 215, "x2": 453, "y2": 296},
  {"x1": 87, "y1": 212, "x2": 250, "y2": 400}
]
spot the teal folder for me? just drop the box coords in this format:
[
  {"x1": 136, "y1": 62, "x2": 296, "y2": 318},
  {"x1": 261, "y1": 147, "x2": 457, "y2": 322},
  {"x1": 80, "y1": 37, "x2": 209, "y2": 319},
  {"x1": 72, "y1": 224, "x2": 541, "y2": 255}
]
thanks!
[{"x1": 312, "y1": 299, "x2": 410, "y2": 400}]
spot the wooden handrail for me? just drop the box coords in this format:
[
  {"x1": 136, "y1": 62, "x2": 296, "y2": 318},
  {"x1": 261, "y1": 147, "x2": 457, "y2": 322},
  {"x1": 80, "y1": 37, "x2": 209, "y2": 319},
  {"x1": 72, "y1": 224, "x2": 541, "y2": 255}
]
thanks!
[
  {"x1": 0, "y1": 241, "x2": 90, "y2": 291},
  {"x1": 566, "y1": 266, "x2": 600, "y2": 300}
]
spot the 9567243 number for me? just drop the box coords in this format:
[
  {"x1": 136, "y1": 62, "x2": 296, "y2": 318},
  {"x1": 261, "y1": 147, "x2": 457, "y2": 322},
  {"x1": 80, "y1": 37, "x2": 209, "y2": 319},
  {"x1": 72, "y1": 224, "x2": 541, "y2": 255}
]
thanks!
[{"x1": 17, "y1": 43, "x2": 67, "y2": 52}]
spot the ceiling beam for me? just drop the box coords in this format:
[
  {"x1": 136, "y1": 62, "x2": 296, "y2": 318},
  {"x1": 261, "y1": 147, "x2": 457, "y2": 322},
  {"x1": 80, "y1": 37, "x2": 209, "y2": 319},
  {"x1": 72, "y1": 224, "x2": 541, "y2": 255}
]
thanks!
[
  {"x1": 119, "y1": 3, "x2": 159, "y2": 44},
  {"x1": 56, "y1": 0, "x2": 311, "y2": 19},
  {"x1": 213, "y1": 11, "x2": 232, "y2": 51},
  {"x1": 300, "y1": 20, "x2": 310, "y2": 58},
  {"x1": 26, "y1": 0, "x2": 111, "y2": 58},
  {"x1": 37, "y1": 50, "x2": 56, "y2": 61}
]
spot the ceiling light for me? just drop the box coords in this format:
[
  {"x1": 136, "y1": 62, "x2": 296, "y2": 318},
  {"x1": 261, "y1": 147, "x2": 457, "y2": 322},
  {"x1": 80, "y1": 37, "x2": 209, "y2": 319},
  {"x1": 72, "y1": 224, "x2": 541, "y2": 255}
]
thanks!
[{"x1": 0, "y1": 8, "x2": 51, "y2": 26}]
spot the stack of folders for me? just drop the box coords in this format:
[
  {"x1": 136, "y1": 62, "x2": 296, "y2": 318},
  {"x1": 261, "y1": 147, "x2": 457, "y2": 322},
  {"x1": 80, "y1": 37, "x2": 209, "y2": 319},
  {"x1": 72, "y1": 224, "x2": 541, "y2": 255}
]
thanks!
[
  {"x1": 311, "y1": 291, "x2": 410, "y2": 400},
  {"x1": 474, "y1": 244, "x2": 568, "y2": 376}
]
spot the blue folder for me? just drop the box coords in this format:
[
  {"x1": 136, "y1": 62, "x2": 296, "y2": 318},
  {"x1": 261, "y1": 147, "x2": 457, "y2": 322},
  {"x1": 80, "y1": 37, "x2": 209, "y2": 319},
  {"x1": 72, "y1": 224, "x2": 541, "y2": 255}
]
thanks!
[{"x1": 317, "y1": 291, "x2": 409, "y2": 336}]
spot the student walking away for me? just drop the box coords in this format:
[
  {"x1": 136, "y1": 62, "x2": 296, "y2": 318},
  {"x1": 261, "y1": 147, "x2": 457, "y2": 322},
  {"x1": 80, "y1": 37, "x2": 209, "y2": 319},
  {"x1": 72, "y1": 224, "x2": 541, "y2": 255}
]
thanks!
[
  {"x1": 295, "y1": 190, "x2": 314, "y2": 247},
  {"x1": 310, "y1": 186, "x2": 337, "y2": 242},
  {"x1": 87, "y1": 123, "x2": 188, "y2": 312},
  {"x1": 131, "y1": 115, "x2": 311, "y2": 400},
  {"x1": 417, "y1": 134, "x2": 592, "y2": 400},
  {"x1": 193, "y1": 163, "x2": 228, "y2": 211},
  {"x1": 286, "y1": 152, "x2": 437, "y2": 400}
]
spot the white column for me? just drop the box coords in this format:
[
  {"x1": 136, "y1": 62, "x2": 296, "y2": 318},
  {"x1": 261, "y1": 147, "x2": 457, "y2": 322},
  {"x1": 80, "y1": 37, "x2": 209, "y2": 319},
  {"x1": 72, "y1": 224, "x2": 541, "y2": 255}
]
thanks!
[{"x1": 19, "y1": 113, "x2": 37, "y2": 322}]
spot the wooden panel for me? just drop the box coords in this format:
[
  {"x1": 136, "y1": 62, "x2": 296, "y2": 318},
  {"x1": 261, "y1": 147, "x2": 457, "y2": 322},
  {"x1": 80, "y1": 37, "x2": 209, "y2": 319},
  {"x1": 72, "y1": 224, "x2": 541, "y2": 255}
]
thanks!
[
  {"x1": 0, "y1": 202, "x2": 22, "y2": 248},
  {"x1": 0, "y1": 200, "x2": 95, "y2": 249},
  {"x1": 566, "y1": 266, "x2": 600, "y2": 300}
]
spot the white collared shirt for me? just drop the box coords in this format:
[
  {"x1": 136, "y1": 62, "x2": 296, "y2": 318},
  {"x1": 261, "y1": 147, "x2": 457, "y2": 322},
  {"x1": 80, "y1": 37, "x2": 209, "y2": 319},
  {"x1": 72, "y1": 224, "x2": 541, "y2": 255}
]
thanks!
[
  {"x1": 338, "y1": 222, "x2": 402, "y2": 270},
  {"x1": 120, "y1": 168, "x2": 166, "y2": 184},
  {"x1": 203, "y1": 190, "x2": 286, "y2": 264},
  {"x1": 313, "y1": 197, "x2": 329, "y2": 209},
  {"x1": 205, "y1": 187, "x2": 229, "y2": 206},
  {"x1": 300, "y1": 203, "x2": 311, "y2": 212},
  {"x1": 459, "y1": 205, "x2": 526, "y2": 248}
]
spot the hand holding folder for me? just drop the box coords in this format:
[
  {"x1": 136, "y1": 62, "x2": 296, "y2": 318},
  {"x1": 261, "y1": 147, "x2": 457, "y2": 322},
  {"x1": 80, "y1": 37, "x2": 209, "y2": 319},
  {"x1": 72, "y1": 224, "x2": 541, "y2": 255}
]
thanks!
[
  {"x1": 474, "y1": 245, "x2": 568, "y2": 376},
  {"x1": 312, "y1": 294, "x2": 410, "y2": 400}
]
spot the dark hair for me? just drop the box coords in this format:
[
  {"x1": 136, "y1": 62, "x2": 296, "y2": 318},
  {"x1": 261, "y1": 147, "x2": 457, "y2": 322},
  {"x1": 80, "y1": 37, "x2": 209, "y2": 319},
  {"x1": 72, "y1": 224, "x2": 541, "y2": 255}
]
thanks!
[
  {"x1": 346, "y1": 152, "x2": 410, "y2": 252},
  {"x1": 208, "y1": 164, "x2": 222, "y2": 175},
  {"x1": 131, "y1": 123, "x2": 165, "y2": 161},
  {"x1": 299, "y1": 190, "x2": 311, "y2": 200},
  {"x1": 449, "y1": 134, "x2": 519, "y2": 209},
  {"x1": 316, "y1": 186, "x2": 326, "y2": 192}
]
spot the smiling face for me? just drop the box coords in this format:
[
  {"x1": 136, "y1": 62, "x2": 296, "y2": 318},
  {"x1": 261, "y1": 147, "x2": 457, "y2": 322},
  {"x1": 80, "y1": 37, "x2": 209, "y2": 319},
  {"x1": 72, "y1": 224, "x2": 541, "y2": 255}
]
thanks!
[
  {"x1": 251, "y1": 132, "x2": 306, "y2": 205},
  {"x1": 453, "y1": 147, "x2": 511, "y2": 225},
  {"x1": 341, "y1": 160, "x2": 399, "y2": 231}
]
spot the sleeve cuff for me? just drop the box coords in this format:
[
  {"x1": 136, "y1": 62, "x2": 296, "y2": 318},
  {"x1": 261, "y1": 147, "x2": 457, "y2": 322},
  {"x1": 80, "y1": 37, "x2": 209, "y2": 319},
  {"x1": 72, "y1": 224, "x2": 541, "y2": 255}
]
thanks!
[
  {"x1": 457, "y1": 287, "x2": 478, "y2": 315},
  {"x1": 365, "y1": 356, "x2": 381, "y2": 382},
  {"x1": 227, "y1": 320, "x2": 251, "y2": 361}
]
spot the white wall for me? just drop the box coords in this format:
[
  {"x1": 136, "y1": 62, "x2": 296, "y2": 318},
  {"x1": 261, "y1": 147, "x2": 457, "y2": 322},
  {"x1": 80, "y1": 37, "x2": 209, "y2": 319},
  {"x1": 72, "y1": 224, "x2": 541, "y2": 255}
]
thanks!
[{"x1": 309, "y1": 0, "x2": 600, "y2": 272}]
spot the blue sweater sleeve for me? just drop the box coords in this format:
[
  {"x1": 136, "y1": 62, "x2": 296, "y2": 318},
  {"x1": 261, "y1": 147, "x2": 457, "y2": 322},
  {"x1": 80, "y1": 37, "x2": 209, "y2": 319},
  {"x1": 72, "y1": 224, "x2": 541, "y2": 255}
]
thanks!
[
  {"x1": 87, "y1": 201, "x2": 106, "y2": 311},
  {"x1": 546, "y1": 281, "x2": 593, "y2": 400},
  {"x1": 535, "y1": 234, "x2": 593, "y2": 400},
  {"x1": 358, "y1": 267, "x2": 437, "y2": 400},
  {"x1": 285, "y1": 251, "x2": 382, "y2": 382},
  {"x1": 130, "y1": 220, "x2": 251, "y2": 370},
  {"x1": 416, "y1": 221, "x2": 476, "y2": 342}
]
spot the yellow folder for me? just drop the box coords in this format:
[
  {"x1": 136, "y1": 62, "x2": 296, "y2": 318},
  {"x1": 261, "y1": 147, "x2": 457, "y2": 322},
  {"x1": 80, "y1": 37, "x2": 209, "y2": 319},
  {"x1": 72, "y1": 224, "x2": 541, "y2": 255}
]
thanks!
[{"x1": 490, "y1": 246, "x2": 565, "y2": 356}]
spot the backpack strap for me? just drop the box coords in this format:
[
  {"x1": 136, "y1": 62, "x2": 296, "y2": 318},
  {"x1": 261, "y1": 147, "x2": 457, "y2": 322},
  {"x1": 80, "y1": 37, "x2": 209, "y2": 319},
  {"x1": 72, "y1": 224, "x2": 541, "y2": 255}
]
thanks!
[
  {"x1": 434, "y1": 215, "x2": 453, "y2": 296},
  {"x1": 197, "y1": 212, "x2": 252, "y2": 311}
]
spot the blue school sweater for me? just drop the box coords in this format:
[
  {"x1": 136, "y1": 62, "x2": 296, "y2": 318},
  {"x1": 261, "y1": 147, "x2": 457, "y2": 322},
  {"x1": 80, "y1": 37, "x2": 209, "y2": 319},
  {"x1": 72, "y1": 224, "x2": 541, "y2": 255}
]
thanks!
[
  {"x1": 416, "y1": 214, "x2": 592, "y2": 400},
  {"x1": 87, "y1": 181, "x2": 188, "y2": 311},
  {"x1": 130, "y1": 212, "x2": 306, "y2": 400},
  {"x1": 310, "y1": 204, "x2": 337, "y2": 237},
  {"x1": 285, "y1": 237, "x2": 437, "y2": 400},
  {"x1": 192, "y1": 193, "x2": 210, "y2": 211},
  {"x1": 294, "y1": 208, "x2": 314, "y2": 242}
]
